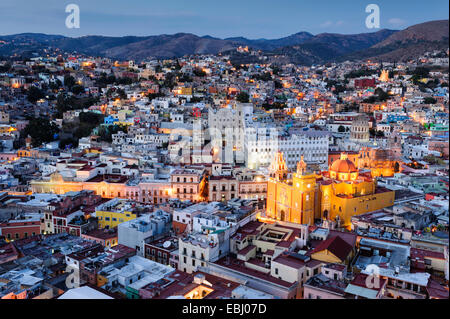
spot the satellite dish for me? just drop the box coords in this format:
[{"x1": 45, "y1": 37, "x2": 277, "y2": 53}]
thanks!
[{"x1": 162, "y1": 241, "x2": 171, "y2": 249}]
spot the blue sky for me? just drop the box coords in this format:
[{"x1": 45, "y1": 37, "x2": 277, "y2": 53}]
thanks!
[{"x1": 0, "y1": 0, "x2": 448, "y2": 38}]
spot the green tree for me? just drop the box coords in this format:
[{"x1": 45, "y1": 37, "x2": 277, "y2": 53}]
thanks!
[
  {"x1": 22, "y1": 117, "x2": 59, "y2": 147},
  {"x1": 193, "y1": 68, "x2": 206, "y2": 77},
  {"x1": 49, "y1": 79, "x2": 62, "y2": 90},
  {"x1": 236, "y1": 92, "x2": 250, "y2": 103},
  {"x1": 274, "y1": 80, "x2": 283, "y2": 89},
  {"x1": 26, "y1": 86, "x2": 45, "y2": 103},
  {"x1": 64, "y1": 74, "x2": 76, "y2": 88},
  {"x1": 0, "y1": 62, "x2": 12, "y2": 72},
  {"x1": 423, "y1": 97, "x2": 437, "y2": 104},
  {"x1": 71, "y1": 84, "x2": 85, "y2": 95}
]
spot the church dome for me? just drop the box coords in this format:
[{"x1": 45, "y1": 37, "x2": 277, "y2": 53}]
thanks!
[{"x1": 330, "y1": 153, "x2": 357, "y2": 173}]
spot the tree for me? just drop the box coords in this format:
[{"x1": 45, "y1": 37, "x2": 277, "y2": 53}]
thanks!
[
  {"x1": 374, "y1": 88, "x2": 389, "y2": 101},
  {"x1": 64, "y1": 74, "x2": 76, "y2": 88},
  {"x1": 22, "y1": 117, "x2": 59, "y2": 147},
  {"x1": 26, "y1": 86, "x2": 45, "y2": 103},
  {"x1": 423, "y1": 97, "x2": 437, "y2": 104},
  {"x1": 98, "y1": 124, "x2": 128, "y2": 143},
  {"x1": 59, "y1": 137, "x2": 78, "y2": 149},
  {"x1": 71, "y1": 84, "x2": 85, "y2": 95},
  {"x1": 236, "y1": 92, "x2": 250, "y2": 103},
  {"x1": 163, "y1": 72, "x2": 177, "y2": 90},
  {"x1": 0, "y1": 62, "x2": 12, "y2": 72},
  {"x1": 193, "y1": 68, "x2": 206, "y2": 77},
  {"x1": 272, "y1": 66, "x2": 281, "y2": 75},
  {"x1": 274, "y1": 80, "x2": 283, "y2": 89},
  {"x1": 253, "y1": 72, "x2": 272, "y2": 81},
  {"x1": 49, "y1": 79, "x2": 62, "y2": 90},
  {"x1": 79, "y1": 112, "x2": 104, "y2": 125},
  {"x1": 116, "y1": 88, "x2": 127, "y2": 100}
]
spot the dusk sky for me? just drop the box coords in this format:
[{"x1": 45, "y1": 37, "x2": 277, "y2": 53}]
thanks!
[{"x1": 0, "y1": 0, "x2": 448, "y2": 38}]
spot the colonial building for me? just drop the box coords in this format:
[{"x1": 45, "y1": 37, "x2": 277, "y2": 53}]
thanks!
[
  {"x1": 266, "y1": 152, "x2": 395, "y2": 228},
  {"x1": 349, "y1": 114, "x2": 370, "y2": 143}
]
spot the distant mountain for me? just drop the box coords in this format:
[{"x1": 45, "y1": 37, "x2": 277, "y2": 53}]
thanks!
[
  {"x1": 272, "y1": 29, "x2": 398, "y2": 65},
  {"x1": 0, "y1": 20, "x2": 447, "y2": 63},
  {"x1": 101, "y1": 33, "x2": 239, "y2": 60},
  {"x1": 341, "y1": 20, "x2": 449, "y2": 62},
  {"x1": 373, "y1": 20, "x2": 449, "y2": 47},
  {"x1": 225, "y1": 32, "x2": 314, "y2": 51}
]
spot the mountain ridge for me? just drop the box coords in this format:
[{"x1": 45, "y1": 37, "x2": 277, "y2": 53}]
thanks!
[{"x1": 0, "y1": 19, "x2": 447, "y2": 64}]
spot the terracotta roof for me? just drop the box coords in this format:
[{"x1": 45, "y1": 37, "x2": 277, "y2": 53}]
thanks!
[
  {"x1": 310, "y1": 236, "x2": 353, "y2": 261},
  {"x1": 411, "y1": 247, "x2": 445, "y2": 261}
]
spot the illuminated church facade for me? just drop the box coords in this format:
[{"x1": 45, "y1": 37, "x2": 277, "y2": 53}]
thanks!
[{"x1": 266, "y1": 152, "x2": 395, "y2": 228}]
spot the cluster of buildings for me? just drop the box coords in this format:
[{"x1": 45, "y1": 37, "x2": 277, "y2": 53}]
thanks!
[{"x1": 0, "y1": 46, "x2": 448, "y2": 299}]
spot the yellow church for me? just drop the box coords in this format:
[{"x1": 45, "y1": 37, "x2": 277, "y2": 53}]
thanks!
[{"x1": 266, "y1": 152, "x2": 395, "y2": 228}]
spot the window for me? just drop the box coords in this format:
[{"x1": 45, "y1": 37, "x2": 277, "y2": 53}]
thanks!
[{"x1": 275, "y1": 268, "x2": 278, "y2": 275}]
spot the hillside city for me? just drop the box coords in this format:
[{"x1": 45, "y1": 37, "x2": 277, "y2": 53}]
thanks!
[{"x1": 0, "y1": 44, "x2": 448, "y2": 300}]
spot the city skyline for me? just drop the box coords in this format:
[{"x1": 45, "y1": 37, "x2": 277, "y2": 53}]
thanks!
[{"x1": 0, "y1": 0, "x2": 448, "y2": 304}]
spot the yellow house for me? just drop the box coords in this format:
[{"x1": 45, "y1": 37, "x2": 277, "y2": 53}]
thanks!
[
  {"x1": 95, "y1": 199, "x2": 137, "y2": 229},
  {"x1": 96, "y1": 209, "x2": 136, "y2": 229},
  {"x1": 175, "y1": 87, "x2": 192, "y2": 96}
]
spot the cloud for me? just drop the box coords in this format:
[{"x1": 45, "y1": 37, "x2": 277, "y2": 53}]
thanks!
[
  {"x1": 320, "y1": 21, "x2": 333, "y2": 27},
  {"x1": 388, "y1": 18, "x2": 407, "y2": 27},
  {"x1": 320, "y1": 20, "x2": 345, "y2": 28}
]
